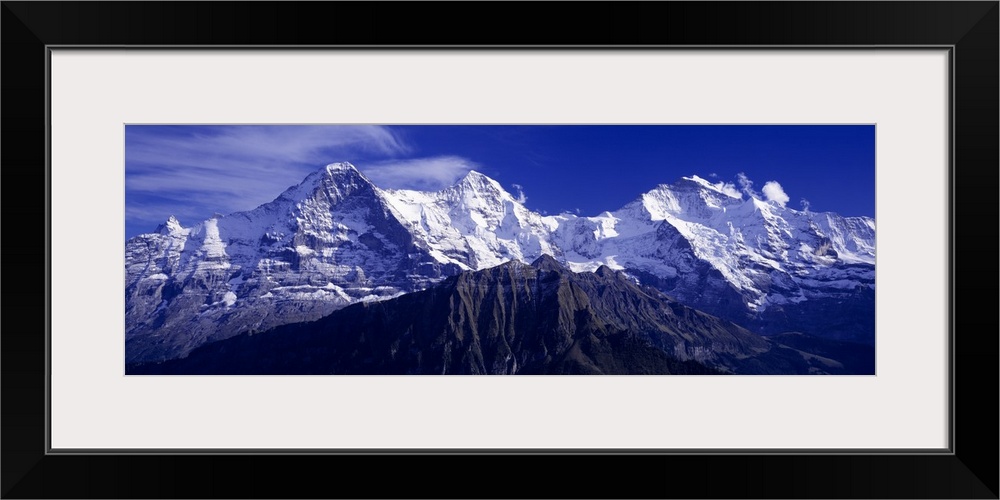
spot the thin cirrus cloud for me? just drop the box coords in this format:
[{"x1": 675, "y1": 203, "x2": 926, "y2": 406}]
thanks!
[
  {"x1": 360, "y1": 156, "x2": 480, "y2": 192},
  {"x1": 125, "y1": 125, "x2": 410, "y2": 236}
]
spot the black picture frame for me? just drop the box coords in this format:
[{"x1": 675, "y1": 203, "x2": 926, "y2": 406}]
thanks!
[{"x1": 2, "y1": 2, "x2": 996, "y2": 498}]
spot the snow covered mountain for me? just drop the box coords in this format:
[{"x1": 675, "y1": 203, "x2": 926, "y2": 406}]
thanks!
[
  {"x1": 380, "y1": 170, "x2": 558, "y2": 270},
  {"x1": 125, "y1": 163, "x2": 461, "y2": 363},
  {"x1": 547, "y1": 175, "x2": 875, "y2": 340},
  {"x1": 126, "y1": 162, "x2": 875, "y2": 363}
]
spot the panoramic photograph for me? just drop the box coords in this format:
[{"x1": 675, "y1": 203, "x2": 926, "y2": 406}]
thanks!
[{"x1": 124, "y1": 125, "x2": 875, "y2": 375}]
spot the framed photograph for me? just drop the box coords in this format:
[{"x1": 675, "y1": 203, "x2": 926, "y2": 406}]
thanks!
[{"x1": 3, "y1": 2, "x2": 996, "y2": 498}]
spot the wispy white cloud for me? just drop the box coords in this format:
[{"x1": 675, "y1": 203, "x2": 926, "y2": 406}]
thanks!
[
  {"x1": 126, "y1": 126, "x2": 409, "y2": 196},
  {"x1": 125, "y1": 125, "x2": 410, "y2": 236},
  {"x1": 800, "y1": 198, "x2": 811, "y2": 213},
  {"x1": 762, "y1": 181, "x2": 790, "y2": 207},
  {"x1": 511, "y1": 183, "x2": 528, "y2": 204},
  {"x1": 127, "y1": 125, "x2": 407, "y2": 171},
  {"x1": 712, "y1": 181, "x2": 742, "y2": 199},
  {"x1": 736, "y1": 172, "x2": 759, "y2": 198},
  {"x1": 361, "y1": 156, "x2": 479, "y2": 191}
]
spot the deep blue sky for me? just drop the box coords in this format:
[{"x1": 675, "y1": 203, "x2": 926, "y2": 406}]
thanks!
[{"x1": 125, "y1": 125, "x2": 875, "y2": 239}]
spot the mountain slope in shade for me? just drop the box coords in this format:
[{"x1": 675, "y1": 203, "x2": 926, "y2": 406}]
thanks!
[
  {"x1": 125, "y1": 163, "x2": 875, "y2": 364},
  {"x1": 128, "y1": 256, "x2": 868, "y2": 375}
]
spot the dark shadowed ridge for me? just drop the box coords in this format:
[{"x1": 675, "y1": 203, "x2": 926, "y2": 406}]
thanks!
[{"x1": 129, "y1": 257, "x2": 873, "y2": 375}]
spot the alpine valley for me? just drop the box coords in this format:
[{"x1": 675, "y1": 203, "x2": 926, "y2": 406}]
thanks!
[{"x1": 126, "y1": 162, "x2": 875, "y2": 374}]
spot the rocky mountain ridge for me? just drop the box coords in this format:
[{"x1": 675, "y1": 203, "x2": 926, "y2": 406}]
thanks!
[
  {"x1": 129, "y1": 255, "x2": 870, "y2": 375},
  {"x1": 126, "y1": 162, "x2": 875, "y2": 363}
]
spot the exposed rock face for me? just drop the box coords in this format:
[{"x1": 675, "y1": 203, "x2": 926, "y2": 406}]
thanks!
[
  {"x1": 126, "y1": 164, "x2": 875, "y2": 364},
  {"x1": 129, "y1": 256, "x2": 866, "y2": 375}
]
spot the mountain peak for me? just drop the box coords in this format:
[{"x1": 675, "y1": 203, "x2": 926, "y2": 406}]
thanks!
[
  {"x1": 456, "y1": 170, "x2": 502, "y2": 189},
  {"x1": 297, "y1": 161, "x2": 366, "y2": 185},
  {"x1": 321, "y1": 161, "x2": 373, "y2": 184},
  {"x1": 594, "y1": 265, "x2": 617, "y2": 278},
  {"x1": 451, "y1": 170, "x2": 513, "y2": 200},
  {"x1": 275, "y1": 161, "x2": 375, "y2": 206},
  {"x1": 462, "y1": 169, "x2": 488, "y2": 181},
  {"x1": 324, "y1": 161, "x2": 360, "y2": 175},
  {"x1": 530, "y1": 253, "x2": 563, "y2": 271},
  {"x1": 155, "y1": 215, "x2": 185, "y2": 235}
]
